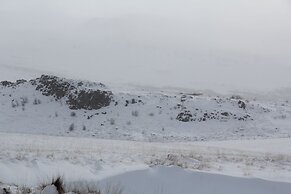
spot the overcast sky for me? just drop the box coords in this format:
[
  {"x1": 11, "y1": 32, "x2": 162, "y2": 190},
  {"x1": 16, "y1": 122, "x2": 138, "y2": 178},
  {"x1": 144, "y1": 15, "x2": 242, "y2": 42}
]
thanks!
[{"x1": 0, "y1": 0, "x2": 291, "y2": 93}]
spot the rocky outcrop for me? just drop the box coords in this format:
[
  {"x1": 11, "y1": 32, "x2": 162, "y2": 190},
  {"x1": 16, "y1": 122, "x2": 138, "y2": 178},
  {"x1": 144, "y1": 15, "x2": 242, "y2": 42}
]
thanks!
[
  {"x1": 176, "y1": 110, "x2": 193, "y2": 122},
  {"x1": 176, "y1": 107, "x2": 252, "y2": 123},
  {"x1": 0, "y1": 79, "x2": 27, "y2": 87},
  {"x1": 238, "y1": 100, "x2": 246, "y2": 109},
  {"x1": 1, "y1": 75, "x2": 113, "y2": 110},
  {"x1": 33, "y1": 75, "x2": 112, "y2": 110},
  {"x1": 67, "y1": 89, "x2": 112, "y2": 110},
  {"x1": 34, "y1": 75, "x2": 74, "y2": 99}
]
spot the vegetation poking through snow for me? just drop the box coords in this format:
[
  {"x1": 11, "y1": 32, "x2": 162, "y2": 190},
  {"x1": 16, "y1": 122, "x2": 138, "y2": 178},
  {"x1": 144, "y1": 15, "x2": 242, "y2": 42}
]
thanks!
[
  {"x1": 1, "y1": 74, "x2": 291, "y2": 142},
  {"x1": 40, "y1": 177, "x2": 64, "y2": 194},
  {"x1": 69, "y1": 123, "x2": 75, "y2": 132},
  {"x1": 131, "y1": 110, "x2": 139, "y2": 117},
  {"x1": 1, "y1": 177, "x2": 124, "y2": 194}
]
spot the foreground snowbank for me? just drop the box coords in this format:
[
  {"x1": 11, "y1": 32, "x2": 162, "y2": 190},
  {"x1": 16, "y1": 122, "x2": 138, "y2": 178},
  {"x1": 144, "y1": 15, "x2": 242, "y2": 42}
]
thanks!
[
  {"x1": 99, "y1": 166, "x2": 291, "y2": 194},
  {"x1": 1, "y1": 167, "x2": 291, "y2": 194},
  {"x1": 0, "y1": 132, "x2": 290, "y2": 187}
]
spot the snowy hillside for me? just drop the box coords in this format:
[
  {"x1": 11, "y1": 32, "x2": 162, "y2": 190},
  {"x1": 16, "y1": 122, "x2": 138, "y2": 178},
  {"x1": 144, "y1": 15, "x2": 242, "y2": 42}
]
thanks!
[
  {"x1": 1, "y1": 0, "x2": 291, "y2": 193},
  {"x1": 1, "y1": 75, "x2": 291, "y2": 142},
  {"x1": 0, "y1": 132, "x2": 291, "y2": 193},
  {"x1": 1, "y1": 75, "x2": 291, "y2": 193}
]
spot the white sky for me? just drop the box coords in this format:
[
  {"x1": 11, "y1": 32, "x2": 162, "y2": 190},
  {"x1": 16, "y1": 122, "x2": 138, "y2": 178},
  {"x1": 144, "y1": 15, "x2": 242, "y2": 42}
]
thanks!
[{"x1": 0, "y1": 0, "x2": 291, "y2": 93}]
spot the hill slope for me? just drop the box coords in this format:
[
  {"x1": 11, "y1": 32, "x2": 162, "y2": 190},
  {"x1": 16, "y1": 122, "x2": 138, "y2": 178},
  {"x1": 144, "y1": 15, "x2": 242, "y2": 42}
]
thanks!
[{"x1": 0, "y1": 75, "x2": 291, "y2": 142}]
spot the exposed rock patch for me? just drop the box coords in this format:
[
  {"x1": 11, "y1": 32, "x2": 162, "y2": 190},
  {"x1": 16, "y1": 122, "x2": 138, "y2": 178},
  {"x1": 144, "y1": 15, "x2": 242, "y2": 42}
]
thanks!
[
  {"x1": 33, "y1": 75, "x2": 112, "y2": 110},
  {"x1": 67, "y1": 89, "x2": 112, "y2": 110},
  {"x1": 0, "y1": 79, "x2": 27, "y2": 87},
  {"x1": 238, "y1": 100, "x2": 246, "y2": 109},
  {"x1": 35, "y1": 75, "x2": 74, "y2": 99},
  {"x1": 0, "y1": 81, "x2": 13, "y2": 87},
  {"x1": 176, "y1": 109, "x2": 252, "y2": 123},
  {"x1": 176, "y1": 110, "x2": 193, "y2": 122},
  {"x1": 1, "y1": 75, "x2": 113, "y2": 110}
]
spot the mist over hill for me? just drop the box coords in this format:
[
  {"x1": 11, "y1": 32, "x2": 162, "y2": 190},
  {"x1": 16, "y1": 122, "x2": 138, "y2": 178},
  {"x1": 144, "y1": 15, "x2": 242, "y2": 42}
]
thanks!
[{"x1": 1, "y1": 0, "x2": 291, "y2": 92}]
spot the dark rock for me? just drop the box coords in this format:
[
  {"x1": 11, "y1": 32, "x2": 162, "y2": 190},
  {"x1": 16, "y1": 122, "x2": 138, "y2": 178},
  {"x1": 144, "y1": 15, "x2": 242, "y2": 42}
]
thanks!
[
  {"x1": 0, "y1": 79, "x2": 26, "y2": 87},
  {"x1": 16, "y1": 79, "x2": 27, "y2": 85},
  {"x1": 67, "y1": 90, "x2": 112, "y2": 110},
  {"x1": 221, "y1": 112, "x2": 230, "y2": 117},
  {"x1": 238, "y1": 100, "x2": 246, "y2": 109},
  {"x1": 0, "y1": 81, "x2": 14, "y2": 87},
  {"x1": 230, "y1": 95, "x2": 243, "y2": 100},
  {"x1": 33, "y1": 75, "x2": 112, "y2": 110},
  {"x1": 35, "y1": 75, "x2": 74, "y2": 99},
  {"x1": 176, "y1": 110, "x2": 193, "y2": 122},
  {"x1": 181, "y1": 95, "x2": 187, "y2": 102}
]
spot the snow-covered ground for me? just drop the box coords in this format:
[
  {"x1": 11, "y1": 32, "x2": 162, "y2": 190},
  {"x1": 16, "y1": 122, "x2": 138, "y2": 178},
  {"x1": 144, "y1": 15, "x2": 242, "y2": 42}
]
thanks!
[
  {"x1": 0, "y1": 132, "x2": 290, "y2": 187},
  {"x1": 1, "y1": 0, "x2": 291, "y2": 192},
  {"x1": 1, "y1": 74, "x2": 291, "y2": 193},
  {"x1": 99, "y1": 166, "x2": 291, "y2": 194},
  {"x1": 1, "y1": 75, "x2": 291, "y2": 143}
]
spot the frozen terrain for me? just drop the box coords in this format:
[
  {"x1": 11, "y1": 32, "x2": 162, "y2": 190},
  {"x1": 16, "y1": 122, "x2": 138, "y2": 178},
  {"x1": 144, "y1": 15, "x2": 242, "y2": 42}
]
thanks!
[
  {"x1": 1, "y1": 0, "x2": 291, "y2": 192},
  {"x1": 0, "y1": 132, "x2": 291, "y2": 193},
  {"x1": 99, "y1": 166, "x2": 291, "y2": 194},
  {"x1": 1, "y1": 75, "x2": 291, "y2": 142},
  {"x1": 0, "y1": 74, "x2": 291, "y2": 193}
]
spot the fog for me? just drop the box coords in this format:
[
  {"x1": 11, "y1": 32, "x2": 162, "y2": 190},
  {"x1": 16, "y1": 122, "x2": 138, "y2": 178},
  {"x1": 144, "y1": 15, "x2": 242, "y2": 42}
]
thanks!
[{"x1": 0, "y1": 0, "x2": 291, "y2": 93}]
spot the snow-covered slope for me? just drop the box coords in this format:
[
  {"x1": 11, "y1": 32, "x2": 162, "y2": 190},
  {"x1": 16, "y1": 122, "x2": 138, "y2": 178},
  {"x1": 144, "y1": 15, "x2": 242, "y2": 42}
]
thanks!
[
  {"x1": 1, "y1": 75, "x2": 291, "y2": 193},
  {"x1": 0, "y1": 132, "x2": 290, "y2": 190},
  {"x1": 0, "y1": 75, "x2": 291, "y2": 142}
]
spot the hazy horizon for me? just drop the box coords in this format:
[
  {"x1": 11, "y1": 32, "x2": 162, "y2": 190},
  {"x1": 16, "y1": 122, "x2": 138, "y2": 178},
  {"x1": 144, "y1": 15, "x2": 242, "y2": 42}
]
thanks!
[{"x1": 1, "y1": 0, "x2": 291, "y2": 93}]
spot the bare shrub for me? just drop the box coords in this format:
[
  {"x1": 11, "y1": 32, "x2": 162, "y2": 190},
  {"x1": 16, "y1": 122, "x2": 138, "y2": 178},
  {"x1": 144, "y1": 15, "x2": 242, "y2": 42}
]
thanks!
[
  {"x1": 148, "y1": 112, "x2": 155, "y2": 117},
  {"x1": 52, "y1": 177, "x2": 65, "y2": 194},
  {"x1": 17, "y1": 178, "x2": 124, "y2": 194},
  {"x1": 131, "y1": 110, "x2": 139, "y2": 117},
  {"x1": 66, "y1": 182, "x2": 123, "y2": 194},
  {"x1": 126, "y1": 121, "x2": 131, "y2": 125},
  {"x1": 1, "y1": 187, "x2": 11, "y2": 194},
  {"x1": 20, "y1": 97, "x2": 28, "y2": 106},
  {"x1": 109, "y1": 118, "x2": 115, "y2": 125},
  {"x1": 103, "y1": 183, "x2": 123, "y2": 194},
  {"x1": 69, "y1": 123, "x2": 75, "y2": 131},
  {"x1": 11, "y1": 100, "x2": 19, "y2": 108},
  {"x1": 33, "y1": 98, "x2": 41, "y2": 105},
  {"x1": 40, "y1": 176, "x2": 64, "y2": 194},
  {"x1": 66, "y1": 182, "x2": 101, "y2": 194},
  {"x1": 230, "y1": 95, "x2": 243, "y2": 100},
  {"x1": 18, "y1": 186, "x2": 31, "y2": 194}
]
